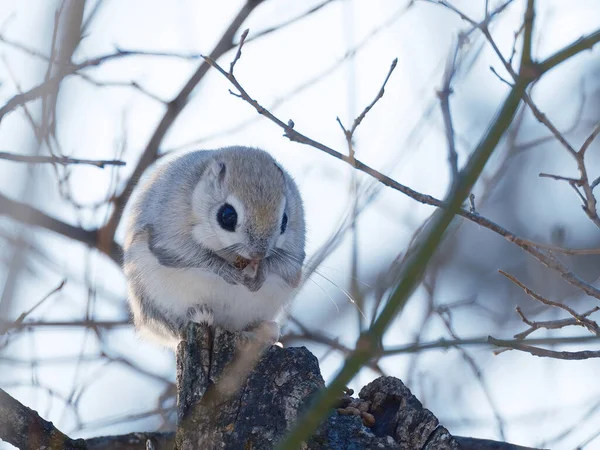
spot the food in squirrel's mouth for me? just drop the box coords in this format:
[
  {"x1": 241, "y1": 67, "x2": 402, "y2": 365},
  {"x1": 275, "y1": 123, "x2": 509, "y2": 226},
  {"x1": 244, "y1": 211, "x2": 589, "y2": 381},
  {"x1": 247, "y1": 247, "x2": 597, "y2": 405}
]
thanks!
[
  {"x1": 232, "y1": 255, "x2": 261, "y2": 279},
  {"x1": 233, "y1": 255, "x2": 251, "y2": 270}
]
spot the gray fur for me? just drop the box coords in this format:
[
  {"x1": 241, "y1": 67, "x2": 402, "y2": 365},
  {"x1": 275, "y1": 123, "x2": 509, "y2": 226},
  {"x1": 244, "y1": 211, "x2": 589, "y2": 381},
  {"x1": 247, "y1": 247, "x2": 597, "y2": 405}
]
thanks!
[{"x1": 123, "y1": 146, "x2": 306, "y2": 348}]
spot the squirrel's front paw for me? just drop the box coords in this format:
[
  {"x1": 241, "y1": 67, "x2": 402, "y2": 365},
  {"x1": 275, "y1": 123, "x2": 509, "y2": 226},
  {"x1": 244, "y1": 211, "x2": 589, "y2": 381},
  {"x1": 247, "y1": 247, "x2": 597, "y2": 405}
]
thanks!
[{"x1": 187, "y1": 305, "x2": 214, "y2": 326}]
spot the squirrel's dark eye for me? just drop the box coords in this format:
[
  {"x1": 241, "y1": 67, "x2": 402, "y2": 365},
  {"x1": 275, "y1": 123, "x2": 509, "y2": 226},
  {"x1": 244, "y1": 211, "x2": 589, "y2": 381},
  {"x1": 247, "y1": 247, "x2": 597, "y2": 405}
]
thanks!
[
  {"x1": 280, "y1": 212, "x2": 288, "y2": 234},
  {"x1": 217, "y1": 204, "x2": 237, "y2": 232}
]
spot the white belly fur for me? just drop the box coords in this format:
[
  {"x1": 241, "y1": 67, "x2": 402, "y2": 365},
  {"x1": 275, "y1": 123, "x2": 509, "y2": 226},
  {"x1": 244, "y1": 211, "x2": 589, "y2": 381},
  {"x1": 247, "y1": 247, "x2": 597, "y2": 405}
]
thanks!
[{"x1": 125, "y1": 239, "x2": 294, "y2": 331}]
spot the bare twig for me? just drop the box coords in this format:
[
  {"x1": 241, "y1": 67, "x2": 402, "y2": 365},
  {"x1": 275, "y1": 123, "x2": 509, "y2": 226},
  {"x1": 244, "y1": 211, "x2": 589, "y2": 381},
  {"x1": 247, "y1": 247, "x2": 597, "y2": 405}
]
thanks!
[
  {"x1": 514, "y1": 306, "x2": 600, "y2": 339},
  {"x1": 243, "y1": 0, "x2": 340, "y2": 45},
  {"x1": 522, "y1": 91, "x2": 577, "y2": 155},
  {"x1": 0, "y1": 151, "x2": 125, "y2": 168},
  {"x1": 230, "y1": 29, "x2": 249, "y2": 74},
  {"x1": 0, "y1": 49, "x2": 204, "y2": 123},
  {"x1": 488, "y1": 336, "x2": 600, "y2": 360},
  {"x1": 167, "y1": 2, "x2": 412, "y2": 152},
  {"x1": 381, "y1": 334, "x2": 600, "y2": 355},
  {"x1": 350, "y1": 58, "x2": 397, "y2": 136},
  {"x1": 499, "y1": 270, "x2": 600, "y2": 336},
  {"x1": 438, "y1": 40, "x2": 461, "y2": 179},
  {"x1": 528, "y1": 91, "x2": 600, "y2": 228},
  {"x1": 0, "y1": 192, "x2": 122, "y2": 264},
  {"x1": 538, "y1": 173, "x2": 580, "y2": 183},
  {"x1": 580, "y1": 122, "x2": 600, "y2": 155},
  {"x1": 11, "y1": 279, "x2": 66, "y2": 328}
]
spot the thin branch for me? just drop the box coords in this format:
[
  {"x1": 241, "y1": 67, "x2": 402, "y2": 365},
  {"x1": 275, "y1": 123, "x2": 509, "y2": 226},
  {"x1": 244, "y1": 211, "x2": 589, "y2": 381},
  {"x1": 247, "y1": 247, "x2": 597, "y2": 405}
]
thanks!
[
  {"x1": 381, "y1": 335, "x2": 599, "y2": 355},
  {"x1": 528, "y1": 89, "x2": 600, "y2": 228},
  {"x1": 230, "y1": 29, "x2": 249, "y2": 74},
  {"x1": 536, "y1": 29, "x2": 600, "y2": 75},
  {"x1": 521, "y1": 91, "x2": 577, "y2": 156},
  {"x1": 167, "y1": 2, "x2": 412, "y2": 152},
  {"x1": 0, "y1": 151, "x2": 125, "y2": 168},
  {"x1": 0, "y1": 192, "x2": 122, "y2": 264},
  {"x1": 10, "y1": 320, "x2": 129, "y2": 330},
  {"x1": 349, "y1": 58, "x2": 397, "y2": 135},
  {"x1": 580, "y1": 121, "x2": 600, "y2": 156},
  {"x1": 243, "y1": 0, "x2": 339, "y2": 45},
  {"x1": 514, "y1": 306, "x2": 600, "y2": 339},
  {"x1": 538, "y1": 172, "x2": 579, "y2": 183},
  {"x1": 438, "y1": 41, "x2": 460, "y2": 180},
  {"x1": 12, "y1": 279, "x2": 66, "y2": 327},
  {"x1": 0, "y1": 48, "x2": 204, "y2": 123},
  {"x1": 488, "y1": 336, "x2": 600, "y2": 360},
  {"x1": 499, "y1": 270, "x2": 600, "y2": 336}
]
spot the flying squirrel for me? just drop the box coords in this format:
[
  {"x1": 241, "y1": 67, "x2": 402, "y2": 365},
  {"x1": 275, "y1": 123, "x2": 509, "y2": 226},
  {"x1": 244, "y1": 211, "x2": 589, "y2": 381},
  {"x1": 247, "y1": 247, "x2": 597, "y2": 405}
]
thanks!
[{"x1": 123, "y1": 146, "x2": 306, "y2": 349}]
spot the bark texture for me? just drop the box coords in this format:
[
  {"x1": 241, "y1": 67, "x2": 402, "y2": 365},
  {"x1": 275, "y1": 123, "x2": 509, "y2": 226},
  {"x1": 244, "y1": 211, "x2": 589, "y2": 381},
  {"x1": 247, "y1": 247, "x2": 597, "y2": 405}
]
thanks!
[{"x1": 0, "y1": 388, "x2": 86, "y2": 450}]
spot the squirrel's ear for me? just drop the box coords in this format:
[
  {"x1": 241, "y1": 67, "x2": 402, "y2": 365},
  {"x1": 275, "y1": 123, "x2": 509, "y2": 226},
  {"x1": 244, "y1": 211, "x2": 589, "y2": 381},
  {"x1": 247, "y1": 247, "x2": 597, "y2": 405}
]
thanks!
[
  {"x1": 206, "y1": 160, "x2": 226, "y2": 185},
  {"x1": 273, "y1": 162, "x2": 289, "y2": 189}
]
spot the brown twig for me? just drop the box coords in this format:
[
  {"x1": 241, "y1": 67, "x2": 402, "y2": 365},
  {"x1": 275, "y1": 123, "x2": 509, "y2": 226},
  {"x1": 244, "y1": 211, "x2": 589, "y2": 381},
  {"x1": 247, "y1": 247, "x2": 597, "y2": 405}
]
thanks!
[
  {"x1": 11, "y1": 279, "x2": 67, "y2": 328},
  {"x1": 0, "y1": 151, "x2": 126, "y2": 168},
  {"x1": 499, "y1": 269, "x2": 600, "y2": 336},
  {"x1": 10, "y1": 320, "x2": 129, "y2": 330},
  {"x1": 167, "y1": 2, "x2": 412, "y2": 152},
  {"x1": 437, "y1": 39, "x2": 461, "y2": 179},
  {"x1": 579, "y1": 122, "x2": 600, "y2": 155},
  {"x1": 381, "y1": 334, "x2": 600, "y2": 355},
  {"x1": 522, "y1": 91, "x2": 577, "y2": 155},
  {"x1": 0, "y1": 192, "x2": 122, "y2": 264},
  {"x1": 528, "y1": 92, "x2": 600, "y2": 228},
  {"x1": 488, "y1": 336, "x2": 600, "y2": 360},
  {"x1": 0, "y1": 49, "x2": 204, "y2": 124},
  {"x1": 514, "y1": 306, "x2": 600, "y2": 339}
]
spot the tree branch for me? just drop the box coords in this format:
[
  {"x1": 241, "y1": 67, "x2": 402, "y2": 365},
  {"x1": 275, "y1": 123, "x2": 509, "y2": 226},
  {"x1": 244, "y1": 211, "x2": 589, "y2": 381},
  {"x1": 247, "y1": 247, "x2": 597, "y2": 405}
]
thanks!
[
  {"x1": 488, "y1": 337, "x2": 600, "y2": 360},
  {"x1": 0, "y1": 151, "x2": 125, "y2": 168},
  {"x1": 0, "y1": 388, "x2": 86, "y2": 450},
  {"x1": 536, "y1": 29, "x2": 600, "y2": 76},
  {"x1": 0, "y1": 192, "x2": 122, "y2": 264}
]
